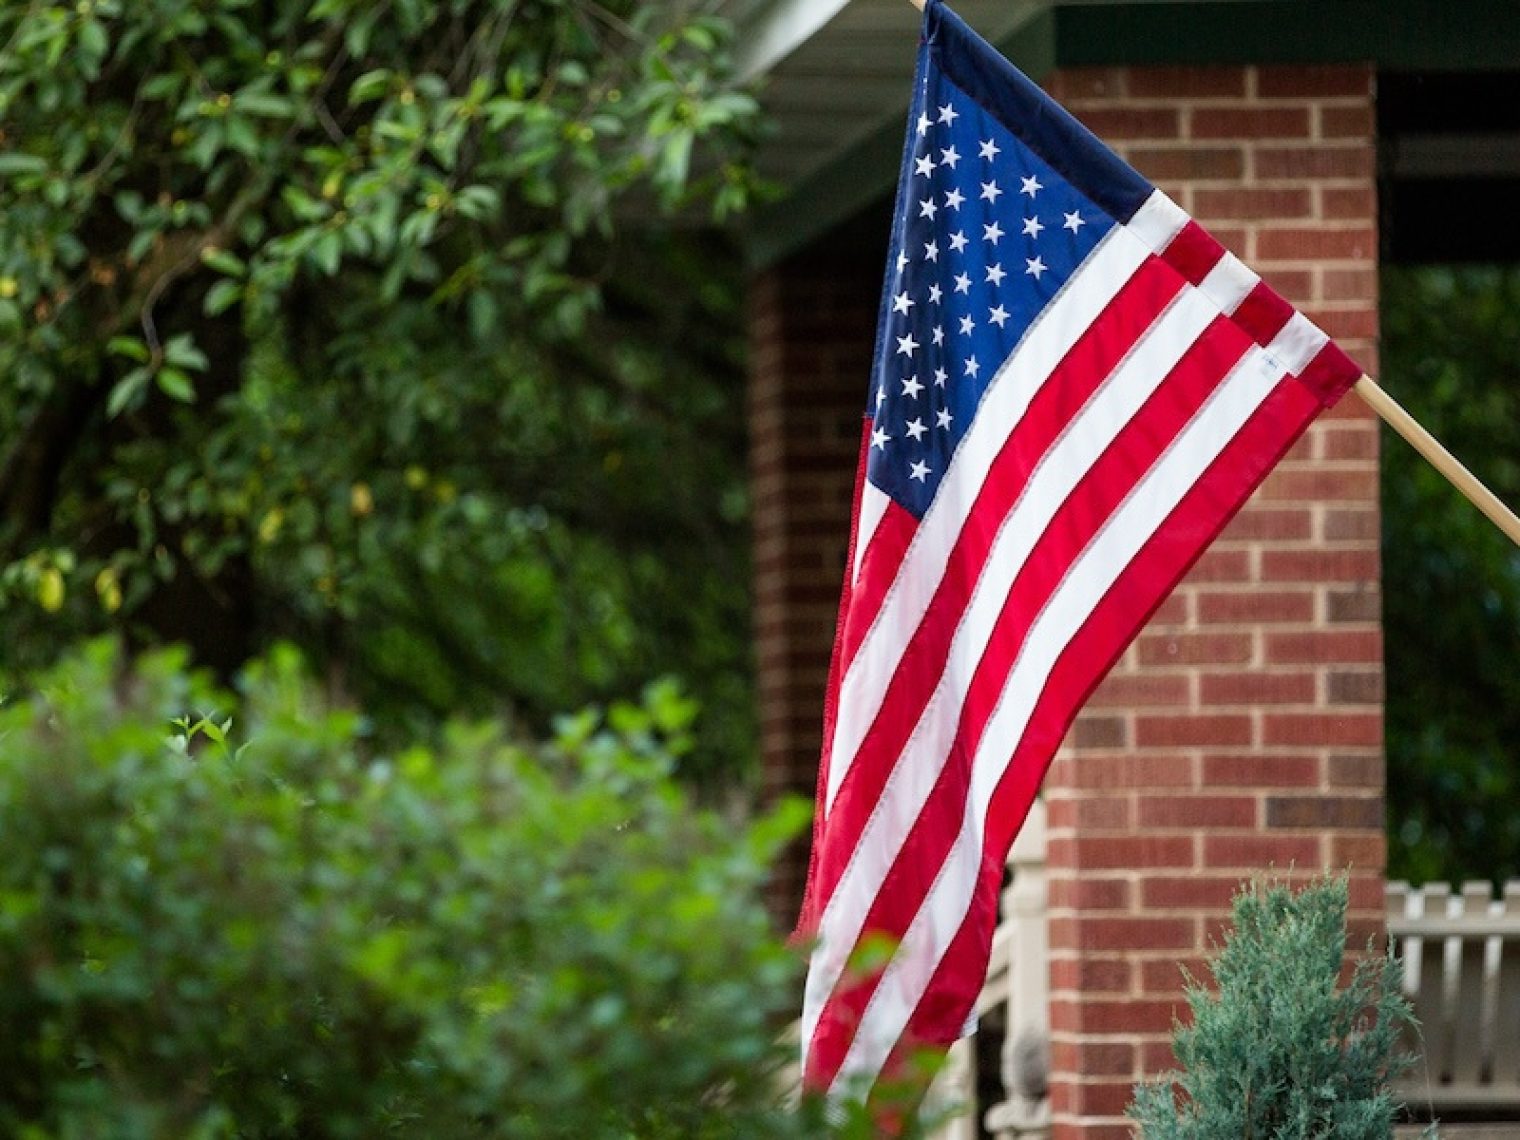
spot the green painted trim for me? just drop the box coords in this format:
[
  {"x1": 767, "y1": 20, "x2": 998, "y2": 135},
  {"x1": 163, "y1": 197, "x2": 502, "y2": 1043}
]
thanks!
[
  {"x1": 744, "y1": 0, "x2": 1520, "y2": 269},
  {"x1": 745, "y1": 8, "x2": 1058, "y2": 271},
  {"x1": 1054, "y1": 0, "x2": 1520, "y2": 71}
]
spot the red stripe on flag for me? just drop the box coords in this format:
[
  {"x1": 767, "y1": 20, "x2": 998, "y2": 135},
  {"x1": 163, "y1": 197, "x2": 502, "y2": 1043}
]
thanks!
[
  {"x1": 1232, "y1": 280, "x2": 1295, "y2": 348},
  {"x1": 838, "y1": 499, "x2": 918, "y2": 673},
  {"x1": 1160, "y1": 220, "x2": 1224, "y2": 286},
  {"x1": 1297, "y1": 339, "x2": 1363, "y2": 406}
]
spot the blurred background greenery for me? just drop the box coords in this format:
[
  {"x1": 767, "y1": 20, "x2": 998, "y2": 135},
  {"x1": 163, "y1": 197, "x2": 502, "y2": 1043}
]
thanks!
[
  {"x1": 0, "y1": 640, "x2": 826, "y2": 1138},
  {"x1": 0, "y1": 2, "x2": 823, "y2": 1132},
  {"x1": 0, "y1": 0, "x2": 759, "y2": 782},
  {"x1": 1380, "y1": 265, "x2": 1520, "y2": 886}
]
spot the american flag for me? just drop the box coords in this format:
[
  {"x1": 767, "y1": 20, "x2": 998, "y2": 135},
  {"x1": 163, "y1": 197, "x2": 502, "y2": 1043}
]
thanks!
[{"x1": 795, "y1": 0, "x2": 1362, "y2": 1099}]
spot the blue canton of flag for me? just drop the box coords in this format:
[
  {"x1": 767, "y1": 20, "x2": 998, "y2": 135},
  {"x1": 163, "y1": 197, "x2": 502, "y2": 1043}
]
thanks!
[{"x1": 869, "y1": 86, "x2": 1107, "y2": 518}]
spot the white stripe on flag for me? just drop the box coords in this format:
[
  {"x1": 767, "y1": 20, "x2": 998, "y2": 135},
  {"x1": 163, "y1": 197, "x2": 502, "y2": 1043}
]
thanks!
[
  {"x1": 852, "y1": 482, "x2": 892, "y2": 586},
  {"x1": 1125, "y1": 191, "x2": 1190, "y2": 254},
  {"x1": 1198, "y1": 252, "x2": 1258, "y2": 317},
  {"x1": 1270, "y1": 313, "x2": 1327, "y2": 375}
]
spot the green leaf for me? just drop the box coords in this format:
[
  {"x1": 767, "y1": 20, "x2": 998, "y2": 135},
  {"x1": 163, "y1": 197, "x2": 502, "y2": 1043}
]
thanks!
[
  {"x1": 156, "y1": 367, "x2": 195, "y2": 402},
  {"x1": 140, "y1": 73, "x2": 182, "y2": 100},
  {"x1": 348, "y1": 69, "x2": 392, "y2": 105},
  {"x1": 78, "y1": 19, "x2": 108, "y2": 61},
  {"x1": 312, "y1": 231, "x2": 341, "y2": 276},
  {"x1": 656, "y1": 132, "x2": 693, "y2": 195},
  {"x1": 0, "y1": 153, "x2": 47, "y2": 175},
  {"x1": 682, "y1": 24, "x2": 717, "y2": 51},
  {"x1": 114, "y1": 190, "x2": 145, "y2": 221},
  {"x1": 200, "y1": 248, "x2": 247, "y2": 277},
  {"x1": 127, "y1": 228, "x2": 158, "y2": 264},
  {"x1": 203, "y1": 279, "x2": 243, "y2": 316},
  {"x1": 106, "y1": 367, "x2": 151, "y2": 417},
  {"x1": 235, "y1": 93, "x2": 292, "y2": 119},
  {"x1": 163, "y1": 334, "x2": 209, "y2": 372},
  {"x1": 108, "y1": 336, "x2": 151, "y2": 363}
]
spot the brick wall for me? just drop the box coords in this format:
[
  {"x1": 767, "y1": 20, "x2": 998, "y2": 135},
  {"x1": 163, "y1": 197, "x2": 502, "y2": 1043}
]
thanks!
[
  {"x1": 1040, "y1": 63, "x2": 1382, "y2": 1139},
  {"x1": 749, "y1": 214, "x2": 885, "y2": 924}
]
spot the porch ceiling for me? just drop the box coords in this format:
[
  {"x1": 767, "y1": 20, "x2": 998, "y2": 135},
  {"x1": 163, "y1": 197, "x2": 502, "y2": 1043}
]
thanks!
[
  {"x1": 731, "y1": 0, "x2": 1052, "y2": 194},
  {"x1": 727, "y1": 0, "x2": 1520, "y2": 268}
]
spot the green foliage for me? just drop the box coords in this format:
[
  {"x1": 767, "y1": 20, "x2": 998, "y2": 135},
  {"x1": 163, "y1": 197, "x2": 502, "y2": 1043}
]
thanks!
[
  {"x1": 1380, "y1": 266, "x2": 1520, "y2": 884},
  {"x1": 0, "y1": 0, "x2": 760, "y2": 778},
  {"x1": 1128, "y1": 878, "x2": 1422, "y2": 1140},
  {"x1": 0, "y1": 639, "x2": 820, "y2": 1138}
]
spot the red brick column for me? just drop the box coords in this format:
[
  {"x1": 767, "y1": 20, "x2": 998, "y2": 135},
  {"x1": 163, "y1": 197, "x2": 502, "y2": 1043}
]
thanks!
[
  {"x1": 749, "y1": 222, "x2": 884, "y2": 923},
  {"x1": 1040, "y1": 64, "x2": 1383, "y2": 1139}
]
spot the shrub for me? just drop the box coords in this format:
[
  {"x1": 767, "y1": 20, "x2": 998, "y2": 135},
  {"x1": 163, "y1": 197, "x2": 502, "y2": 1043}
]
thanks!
[
  {"x1": 0, "y1": 640, "x2": 816, "y2": 1139},
  {"x1": 1128, "y1": 877, "x2": 1428, "y2": 1140}
]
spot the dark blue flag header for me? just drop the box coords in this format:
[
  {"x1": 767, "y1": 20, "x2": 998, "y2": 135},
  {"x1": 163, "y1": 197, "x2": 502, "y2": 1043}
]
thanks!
[{"x1": 867, "y1": 2, "x2": 1154, "y2": 518}]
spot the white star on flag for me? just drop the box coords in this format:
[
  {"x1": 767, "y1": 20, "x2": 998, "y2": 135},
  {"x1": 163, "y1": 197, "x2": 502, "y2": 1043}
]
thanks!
[
  {"x1": 988, "y1": 304, "x2": 1010, "y2": 327},
  {"x1": 937, "y1": 102, "x2": 958, "y2": 125},
  {"x1": 919, "y1": 198, "x2": 938, "y2": 220},
  {"x1": 1064, "y1": 210, "x2": 1085, "y2": 232},
  {"x1": 953, "y1": 272, "x2": 971, "y2": 294},
  {"x1": 944, "y1": 187, "x2": 965, "y2": 210},
  {"x1": 870, "y1": 425, "x2": 889, "y2": 449},
  {"x1": 980, "y1": 180, "x2": 1001, "y2": 203},
  {"x1": 895, "y1": 332, "x2": 919, "y2": 356},
  {"x1": 983, "y1": 221, "x2": 1003, "y2": 244},
  {"x1": 1020, "y1": 173, "x2": 1042, "y2": 196},
  {"x1": 948, "y1": 231, "x2": 969, "y2": 253},
  {"x1": 905, "y1": 417, "x2": 927, "y2": 441},
  {"x1": 892, "y1": 291, "x2": 914, "y2": 315},
  {"x1": 936, "y1": 406, "x2": 952, "y2": 429},
  {"x1": 928, "y1": 282, "x2": 943, "y2": 303},
  {"x1": 915, "y1": 154, "x2": 935, "y2": 176},
  {"x1": 908, "y1": 458, "x2": 931, "y2": 482},
  {"x1": 900, "y1": 373, "x2": 924, "y2": 398},
  {"x1": 957, "y1": 314, "x2": 975, "y2": 335},
  {"x1": 1022, "y1": 215, "x2": 1043, "y2": 238},
  {"x1": 1024, "y1": 255, "x2": 1046, "y2": 279},
  {"x1": 985, "y1": 263, "x2": 1006, "y2": 286},
  {"x1": 978, "y1": 137, "x2": 999, "y2": 160},
  {"x1": 939, "y1": 145, "x2": 960, "y2": 169}
]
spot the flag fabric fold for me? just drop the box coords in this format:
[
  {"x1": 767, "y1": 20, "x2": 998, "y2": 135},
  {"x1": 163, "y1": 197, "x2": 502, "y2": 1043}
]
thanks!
[{"x1": 795, "y1": 0, "x2": 1362, "y2": 1099}]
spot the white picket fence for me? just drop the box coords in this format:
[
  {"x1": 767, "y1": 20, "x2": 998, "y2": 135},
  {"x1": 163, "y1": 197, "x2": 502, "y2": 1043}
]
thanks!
[
  {"x1": 922, "y1": 812, "x2": 1520, "y2": 1137},
  {"x1": 1389, "y1": 880, "x2": 1520, "y2": 1116}
]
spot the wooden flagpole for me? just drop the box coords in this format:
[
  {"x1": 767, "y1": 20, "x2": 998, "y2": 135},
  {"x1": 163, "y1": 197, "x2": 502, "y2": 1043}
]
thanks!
[
  {"x1": 1353, "y1": 375, "x2": 1520, "y2": 546},
  {"x1": 899, "y1": 0, "x2": 1520, "y2": 548}
]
